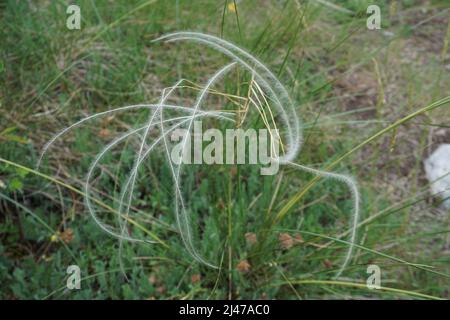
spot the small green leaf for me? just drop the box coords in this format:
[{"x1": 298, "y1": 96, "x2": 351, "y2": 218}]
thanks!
[
  {"x1": 9, "y1": 178, "x2": 23, "y2": 191},
  {"x1": 0, "y1": 127, "x2": 16, "y2": 136},
  {"x1": 16, "y1": 167, "x2": 29, "y2": 178},
  {"x1": 4, "y1": 134, "x2": 29, "y2": 144}
]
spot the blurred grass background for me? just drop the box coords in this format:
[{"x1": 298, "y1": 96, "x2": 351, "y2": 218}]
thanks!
[{"x1": 0, "y1": 0, "x2": 449, "y2": 299}]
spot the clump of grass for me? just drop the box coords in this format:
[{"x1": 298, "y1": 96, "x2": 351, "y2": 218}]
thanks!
[
  {"x1": 39, "y1": 32, "x2": 361, "y2": 279},
  {"x1": 3, "y1": 0, "x2": 449, "y2": 299}
]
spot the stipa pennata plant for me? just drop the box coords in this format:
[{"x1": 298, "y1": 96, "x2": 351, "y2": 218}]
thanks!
[{"x1": 38, "y1": 32, "x2": 360, "y2": 279}]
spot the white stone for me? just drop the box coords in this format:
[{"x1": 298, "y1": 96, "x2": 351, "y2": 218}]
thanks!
[{"x1": 424, "y1": 144, "x2": 450, "y2": 209}]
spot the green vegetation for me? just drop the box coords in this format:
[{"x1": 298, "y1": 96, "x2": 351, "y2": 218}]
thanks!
[{"x1": 0, "y1": 0, "x2": 449, "y2": 299}]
